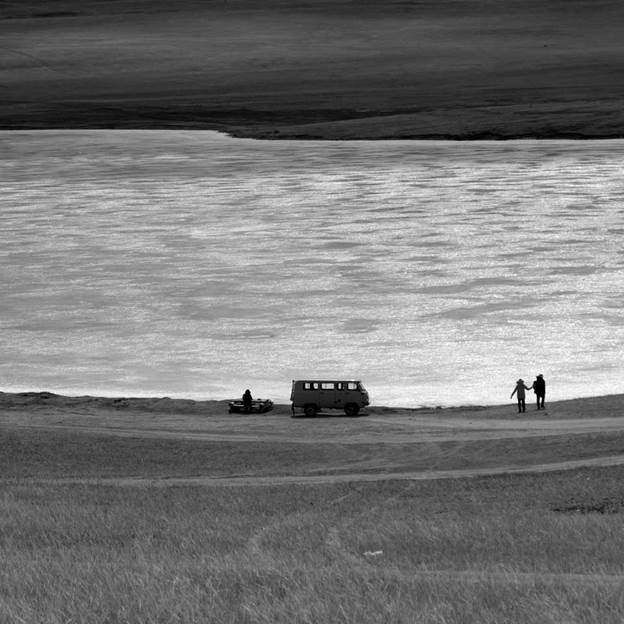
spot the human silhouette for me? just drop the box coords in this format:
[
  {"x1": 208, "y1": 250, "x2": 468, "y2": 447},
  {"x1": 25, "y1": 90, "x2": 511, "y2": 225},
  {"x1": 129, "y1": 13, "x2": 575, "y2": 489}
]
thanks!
[
  {"x1": 532, "y1": 374, "x2": 546, "y2": 410},
  {"x1": 242, "y1": 389, "x2": 253, "y2": 412},
  {"x1": 510, "y1": 379, "x2": 531, "y2": 413}
]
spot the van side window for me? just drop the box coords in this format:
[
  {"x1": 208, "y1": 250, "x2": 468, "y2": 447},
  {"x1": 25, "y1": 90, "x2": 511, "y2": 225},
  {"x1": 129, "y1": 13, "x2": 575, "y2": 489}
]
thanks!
[
  {"x1": 321, "y1": 382, "x2": 335, "y2": 390},
  {"x1": 347, "y1": 382, "x2": 357, "y2": 390},
  {"x1": 303, "y1": 382, "x2": 319, "y2": 390}
]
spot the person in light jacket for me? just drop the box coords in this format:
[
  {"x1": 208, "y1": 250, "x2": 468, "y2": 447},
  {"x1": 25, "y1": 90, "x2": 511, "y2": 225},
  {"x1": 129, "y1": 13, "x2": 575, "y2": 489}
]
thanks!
[{"x1": 510, "y1": 379, "x2": 531, "y2": 413}]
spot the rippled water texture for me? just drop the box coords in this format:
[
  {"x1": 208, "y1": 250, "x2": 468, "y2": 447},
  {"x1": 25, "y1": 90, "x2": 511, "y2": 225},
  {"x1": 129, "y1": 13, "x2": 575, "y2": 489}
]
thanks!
[{"x1": 1, "y1": 131, "x2": 623, "y2": 406}]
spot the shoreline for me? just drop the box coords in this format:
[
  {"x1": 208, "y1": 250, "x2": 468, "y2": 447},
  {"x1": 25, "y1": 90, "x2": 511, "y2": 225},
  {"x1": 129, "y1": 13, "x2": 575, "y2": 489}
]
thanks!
[
  {"x1": 5, "y1": 129, "x2": 624, "y2": 142},
  {"x1": 4, "y1": 126, "x2": 624, "y2": 143},
  {"x1": 3, "y1": 389, "x2": 624, "y2": 417},
  {"x1": 2, "y1": 118, "x2": 624, "y2": 143}
]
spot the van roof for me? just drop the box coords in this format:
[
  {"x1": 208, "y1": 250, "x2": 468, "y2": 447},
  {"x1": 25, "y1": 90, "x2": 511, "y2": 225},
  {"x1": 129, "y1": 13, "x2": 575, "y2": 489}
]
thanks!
[{"x1": 293, "y1": 379, "x2": 361, "y2": 383}]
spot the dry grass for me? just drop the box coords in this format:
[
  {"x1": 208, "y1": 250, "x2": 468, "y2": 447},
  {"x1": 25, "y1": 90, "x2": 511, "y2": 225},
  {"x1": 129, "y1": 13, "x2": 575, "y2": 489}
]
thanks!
[
  {"x1": 3, "y1": 418, "x2": 624, "y2": 622},
  {"x1": 3, "y1": 473, "x2": 624, "y2": 623}
]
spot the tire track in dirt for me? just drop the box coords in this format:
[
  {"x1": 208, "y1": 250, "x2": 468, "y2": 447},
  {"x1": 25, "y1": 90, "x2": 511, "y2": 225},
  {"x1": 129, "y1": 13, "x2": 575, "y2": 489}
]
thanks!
[
  {"x1": 6, "y1": 416, "x2": 624, "y2": 444},
  {"x1": 15, "y1": 453, "x2": 624, "y2": 488}
]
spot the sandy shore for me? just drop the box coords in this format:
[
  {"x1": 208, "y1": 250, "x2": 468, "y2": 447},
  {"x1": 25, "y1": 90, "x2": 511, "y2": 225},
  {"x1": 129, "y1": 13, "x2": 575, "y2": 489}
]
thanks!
[
  {"x1": 2, "y1": 389, "x2": 624, "y2": 421},
  {"x1": 3, "y1": 390, "x2": 624, "y2": 486},
  {"x1": 2, "y1": 0, "x2": 624, "y2": 139}
]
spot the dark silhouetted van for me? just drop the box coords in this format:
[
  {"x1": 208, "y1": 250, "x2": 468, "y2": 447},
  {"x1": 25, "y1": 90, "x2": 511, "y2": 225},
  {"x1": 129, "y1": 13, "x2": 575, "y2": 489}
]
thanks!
[{"x1": 290, "y1": 380, "x2": 370, "y2": 417}]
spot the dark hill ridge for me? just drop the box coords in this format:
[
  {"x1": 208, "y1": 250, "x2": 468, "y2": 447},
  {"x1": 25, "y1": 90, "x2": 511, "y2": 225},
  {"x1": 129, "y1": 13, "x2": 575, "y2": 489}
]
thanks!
[{"x1": 2, "y1": 0, "x2": 624, "y2": 139}]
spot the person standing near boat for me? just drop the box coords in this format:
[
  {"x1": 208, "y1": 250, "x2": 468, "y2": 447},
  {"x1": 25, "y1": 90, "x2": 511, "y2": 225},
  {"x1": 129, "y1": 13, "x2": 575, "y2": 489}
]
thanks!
[
  {"x1": 532, "y1": 374, "x2": 546, "y2": 410},
  {"x1": 242, "y1": 389, "x2": 253, "y2": 412},
  {"x1": 510, "y1": 379, "x2": 531, "y2": 413}
]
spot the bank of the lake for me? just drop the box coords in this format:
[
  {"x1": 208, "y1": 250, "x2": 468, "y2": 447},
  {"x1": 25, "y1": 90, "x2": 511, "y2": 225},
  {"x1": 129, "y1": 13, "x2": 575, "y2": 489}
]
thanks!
[{"x1": 3, "y1": 0, "x2": 624, "y2": 140}]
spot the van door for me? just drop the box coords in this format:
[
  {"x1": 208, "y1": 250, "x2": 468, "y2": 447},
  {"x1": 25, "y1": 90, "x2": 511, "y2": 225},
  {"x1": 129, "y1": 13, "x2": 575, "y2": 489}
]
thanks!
[
  {"x1": 344, "y1": 381, "x2": 361, "y2": 406},
  {"x1": 319, "y1": 382, "x2": 337, "y2": 408},
  {"x1": 335, "y1": 382, "x2": 349, "y2": 409}
]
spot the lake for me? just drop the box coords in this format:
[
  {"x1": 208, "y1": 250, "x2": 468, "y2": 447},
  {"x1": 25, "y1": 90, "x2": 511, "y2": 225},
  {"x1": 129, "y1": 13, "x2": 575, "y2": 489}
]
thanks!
[{"x1": 1, "y1": 130, "x2": 623, "y2": 406}]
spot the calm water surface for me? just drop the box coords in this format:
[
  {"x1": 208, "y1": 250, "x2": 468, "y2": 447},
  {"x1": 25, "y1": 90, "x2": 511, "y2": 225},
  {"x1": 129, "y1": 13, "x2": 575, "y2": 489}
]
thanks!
[{"x1": 1, "y1": 131, "x2": 623, "y2": 406}]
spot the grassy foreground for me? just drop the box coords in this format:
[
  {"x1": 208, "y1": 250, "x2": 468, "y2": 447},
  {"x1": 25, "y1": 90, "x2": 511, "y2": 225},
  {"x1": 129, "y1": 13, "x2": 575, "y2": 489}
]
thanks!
[
  {"x1": 3, "y1": 0, "x2": 624, "y2": 138},
  {"x1": 3, "y1": 468, "x2": 624, "y2": 623},
  {"x1": 3, "y1": 393, "x2": 624, "y2": 623}
]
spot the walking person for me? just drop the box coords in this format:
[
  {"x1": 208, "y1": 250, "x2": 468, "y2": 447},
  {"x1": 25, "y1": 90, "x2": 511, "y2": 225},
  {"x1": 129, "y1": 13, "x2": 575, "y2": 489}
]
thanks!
[
  {"x1": 510, "y1": 379, "x2": 531, "y2": 413},
  {"x1": 532, "y1": 374, "x2": 546, "y2": 410}
]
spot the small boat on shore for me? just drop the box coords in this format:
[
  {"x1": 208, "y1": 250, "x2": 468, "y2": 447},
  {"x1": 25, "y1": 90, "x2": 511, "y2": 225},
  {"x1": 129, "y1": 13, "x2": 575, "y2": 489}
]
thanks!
[{"x1": 228, "y1": 398, "x2": 274, "y2": 414}]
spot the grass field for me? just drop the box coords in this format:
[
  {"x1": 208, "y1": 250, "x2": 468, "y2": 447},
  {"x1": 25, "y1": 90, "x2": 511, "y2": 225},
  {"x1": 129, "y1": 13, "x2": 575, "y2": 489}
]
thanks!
[
  {"x1": 4, "y1": 470, "x2": 624, "y2": 623},
  {"x1": 3, "y1": 392, "x2": 624, "y2": 622},
  {"x1": 2, "y1": 0, "x2": 624, "y2": 138}
]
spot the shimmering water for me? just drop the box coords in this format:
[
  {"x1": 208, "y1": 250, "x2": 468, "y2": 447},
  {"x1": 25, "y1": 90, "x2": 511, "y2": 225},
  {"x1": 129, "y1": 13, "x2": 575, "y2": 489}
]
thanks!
[{"x1": 2, "y1": 130, "x2": 623, "y2": 406}]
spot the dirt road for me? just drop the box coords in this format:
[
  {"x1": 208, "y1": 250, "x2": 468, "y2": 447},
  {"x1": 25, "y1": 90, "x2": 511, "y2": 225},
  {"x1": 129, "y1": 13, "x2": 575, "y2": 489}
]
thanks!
[
  {"x1": 17, "y1": 453, "x2": 624, "y2": 489},
  {"x1": 3, "y1": 392, "x2": 624, "y2": 486}
]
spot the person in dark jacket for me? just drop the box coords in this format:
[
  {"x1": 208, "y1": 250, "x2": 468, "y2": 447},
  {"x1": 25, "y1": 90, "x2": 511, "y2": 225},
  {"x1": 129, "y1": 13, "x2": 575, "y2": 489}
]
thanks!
[
  {"x1": 532, "y1": 374, "x2": 546, "y2": 410},
  {"x1": 510, "y1": 379, "x2": 531, "y2": 413},
  {"x1": 242, "y1": 389, "x2": 253, "y2": 412}
]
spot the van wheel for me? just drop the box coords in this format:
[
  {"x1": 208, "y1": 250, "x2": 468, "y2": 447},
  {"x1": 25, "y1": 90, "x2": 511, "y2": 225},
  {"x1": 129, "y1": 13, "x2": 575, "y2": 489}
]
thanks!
[
  {"x1": 304, "y1": 404, "x2": 317, "y2": 417},
  {"x1": 344, "y1": 404, "x2": 360, "y2": 417}
]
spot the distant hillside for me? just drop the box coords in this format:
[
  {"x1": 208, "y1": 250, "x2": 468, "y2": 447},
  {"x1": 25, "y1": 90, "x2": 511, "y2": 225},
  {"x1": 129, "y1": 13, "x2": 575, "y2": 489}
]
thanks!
[{"x1": 2, "y1": 0, "x2": 624, "y2": 138}]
